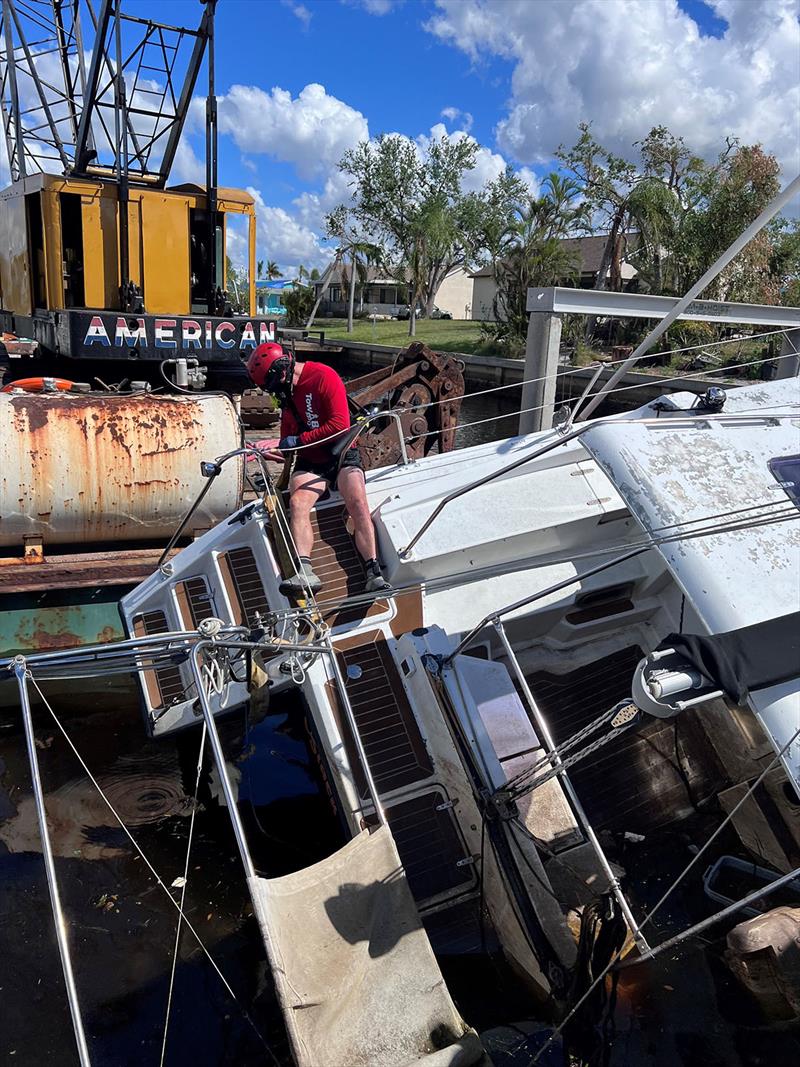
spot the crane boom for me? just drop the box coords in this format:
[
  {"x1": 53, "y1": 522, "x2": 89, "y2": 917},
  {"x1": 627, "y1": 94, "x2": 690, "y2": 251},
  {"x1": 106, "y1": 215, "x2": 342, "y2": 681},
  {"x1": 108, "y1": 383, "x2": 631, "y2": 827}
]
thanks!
[{"x1": 0, "y1": 0, "x2": 214, "y2": 186}]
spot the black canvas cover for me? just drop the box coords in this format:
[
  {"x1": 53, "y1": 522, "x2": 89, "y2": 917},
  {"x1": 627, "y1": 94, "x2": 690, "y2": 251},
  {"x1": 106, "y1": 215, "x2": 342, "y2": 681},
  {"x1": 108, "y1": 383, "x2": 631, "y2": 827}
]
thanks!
[{"x1": 665, "y1": 612, "x2": 800, "y2": 705}]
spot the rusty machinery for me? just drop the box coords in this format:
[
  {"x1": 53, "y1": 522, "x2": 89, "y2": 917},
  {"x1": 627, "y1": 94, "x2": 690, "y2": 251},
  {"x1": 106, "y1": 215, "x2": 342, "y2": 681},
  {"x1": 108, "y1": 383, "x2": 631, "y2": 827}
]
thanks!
[{"x1": 346, "y1": 342, "x2": 464, "y2": 467}]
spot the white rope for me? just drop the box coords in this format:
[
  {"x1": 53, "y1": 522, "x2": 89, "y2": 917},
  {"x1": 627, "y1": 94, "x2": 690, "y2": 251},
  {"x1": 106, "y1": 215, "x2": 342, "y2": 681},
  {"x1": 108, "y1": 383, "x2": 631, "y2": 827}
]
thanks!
[
  {"x1": 249, "y1": 329, "x2": 791, "y2": 456},
  {"x1": 403, "y1": 352, "x2": 796, "y2": 443},
  {"x1": 28, "y1": 676, "x2": 279, "y2": 1065},
  {"x1": 159, "y1": 722, "x2": 207, "y2": 1067}
]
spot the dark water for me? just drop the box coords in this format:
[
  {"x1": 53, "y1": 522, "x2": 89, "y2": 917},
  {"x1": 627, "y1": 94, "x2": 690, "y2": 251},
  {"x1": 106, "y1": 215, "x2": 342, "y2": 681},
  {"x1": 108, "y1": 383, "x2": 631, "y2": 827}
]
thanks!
[
  {"x1": 2, "y1": 376, "x2": 798, "y2": 1066},
  {"x1": 0, "y1": 687, "x2": 339, "y2": 1066}
]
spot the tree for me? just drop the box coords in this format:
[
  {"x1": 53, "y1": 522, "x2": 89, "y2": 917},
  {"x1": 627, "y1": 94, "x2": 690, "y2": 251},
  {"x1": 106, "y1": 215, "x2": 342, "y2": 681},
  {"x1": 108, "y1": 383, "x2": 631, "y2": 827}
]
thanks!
[
  {"x1": 558, "y1": 123, "x2": 790, "y2": 329},
  {"x1": 326, "y1": 205, "x2": 384, "y2": 333},
  {"x1": 335, "y1": 133, "x2": 522, "y2": 335},
  {"x1": 225, "y1": 255, "x2": 248, "y2": 313},
  {"x1": 266, "y1": 259, "x2": 282, "y2": 280},
  {"x1": 557, "y1": 124, "x2": 689, "y2": 296},
  {"x1": 768, "y1": 217, "x2": 800, "y2": 306},
  {"x1": 673, "y1": 143, "x2": 782, "y2": 301},
  {"x1": 485, "y1": 174, "x2": 587, "y2": 355},
  {"x1": 309, "y1": 267, "x2": 320, "y2": 281},
  {"x1": 283, "y1": 282, "x2": 314, "y2": 326}
]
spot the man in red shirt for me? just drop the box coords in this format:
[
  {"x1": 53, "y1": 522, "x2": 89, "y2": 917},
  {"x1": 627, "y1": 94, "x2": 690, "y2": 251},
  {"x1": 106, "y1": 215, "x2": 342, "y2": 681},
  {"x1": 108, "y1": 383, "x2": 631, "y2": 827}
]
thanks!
[{"x1": 246, "y1": 342, "x2": 391, "y2": 596}]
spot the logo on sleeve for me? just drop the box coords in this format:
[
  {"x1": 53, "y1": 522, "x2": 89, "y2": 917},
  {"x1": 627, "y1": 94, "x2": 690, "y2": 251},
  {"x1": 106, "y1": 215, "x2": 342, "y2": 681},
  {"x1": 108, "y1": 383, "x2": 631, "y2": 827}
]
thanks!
[{"x1": 304, "y1": 392, "x2": 319, "y2": 429}]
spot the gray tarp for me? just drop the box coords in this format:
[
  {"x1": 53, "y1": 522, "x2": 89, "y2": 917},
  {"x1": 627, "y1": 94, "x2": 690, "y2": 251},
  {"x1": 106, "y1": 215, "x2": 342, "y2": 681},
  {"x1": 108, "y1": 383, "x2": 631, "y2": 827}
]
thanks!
[{"x1": 248, "y1": 825, "x2": 486, "y2": 1067}]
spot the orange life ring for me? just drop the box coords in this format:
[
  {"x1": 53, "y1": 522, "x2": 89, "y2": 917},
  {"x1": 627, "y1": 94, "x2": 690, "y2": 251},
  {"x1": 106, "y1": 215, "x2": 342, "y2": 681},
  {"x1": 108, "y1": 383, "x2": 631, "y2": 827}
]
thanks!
[{"x1": 1, "y1": 376, "x2": 77, "y2": 394}]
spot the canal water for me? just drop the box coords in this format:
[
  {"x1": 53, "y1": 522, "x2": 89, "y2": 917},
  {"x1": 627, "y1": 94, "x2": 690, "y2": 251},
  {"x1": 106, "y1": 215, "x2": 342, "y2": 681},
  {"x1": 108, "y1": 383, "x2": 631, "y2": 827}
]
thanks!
[{"x1": 2, "y1": 373, "x2": 797, "y2": 1066}]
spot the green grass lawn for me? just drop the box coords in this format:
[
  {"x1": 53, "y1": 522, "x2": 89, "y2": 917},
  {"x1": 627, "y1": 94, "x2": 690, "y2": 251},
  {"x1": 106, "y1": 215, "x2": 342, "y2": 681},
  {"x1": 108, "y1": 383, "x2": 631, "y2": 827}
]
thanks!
[{"x1": 317, "y1": 317, "x2": 497, "y2": 356}]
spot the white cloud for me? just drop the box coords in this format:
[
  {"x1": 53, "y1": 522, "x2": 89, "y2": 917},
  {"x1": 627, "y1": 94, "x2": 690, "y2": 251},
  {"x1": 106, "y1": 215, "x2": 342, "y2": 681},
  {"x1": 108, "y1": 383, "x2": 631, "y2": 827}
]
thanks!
[
  {"x1": 342, "y1": 0, "x2": 400, "y2": 14},
  {"x1": 293, "y1": 169, "x2": 354, "y2": 232},
  {"x1": 441, "y1": 106, "x2": 473, "y2": 132},
  {"x1": 518, "y1": 167, "x2": 540, "y2": 198},
  {"x1": 248, "y1": 186, "x2": 334, "y2": 273},
  {"x1": 217, "y1": 83, "x2": 368, "y2": 180},
  {"x1": 171, "y1": 138, "x2": 205, "y2": 185},
  {"x1": 281, "y1": 0, "x2": 312, "y2": 28},
  {"x1": 425, "y1": 0, "x2": 800, "y2": 176}
]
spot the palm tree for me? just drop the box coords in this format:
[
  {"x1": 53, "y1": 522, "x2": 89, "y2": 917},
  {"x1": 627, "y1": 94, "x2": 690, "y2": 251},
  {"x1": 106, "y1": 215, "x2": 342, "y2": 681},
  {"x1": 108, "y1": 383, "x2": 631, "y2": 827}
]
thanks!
[
  {"x1": 266, "y1": 259, "x2": 282, "y2": 280},
  {"x1": 257, "y1": 259, "x2": 264, "y2": 280},
  {"x1": 342, "y1": 239, "x2": 382, "y2": 333},
  {"x1": 489, "y1": 174, "x2": 586, "y2": 354}
]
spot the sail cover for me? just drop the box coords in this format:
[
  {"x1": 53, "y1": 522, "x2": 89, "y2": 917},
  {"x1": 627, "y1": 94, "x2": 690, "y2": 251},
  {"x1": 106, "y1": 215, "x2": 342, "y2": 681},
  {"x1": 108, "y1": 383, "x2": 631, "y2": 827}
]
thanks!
[{"x1": 248, "y1": 826, "x2": 485, "y2": 1067}]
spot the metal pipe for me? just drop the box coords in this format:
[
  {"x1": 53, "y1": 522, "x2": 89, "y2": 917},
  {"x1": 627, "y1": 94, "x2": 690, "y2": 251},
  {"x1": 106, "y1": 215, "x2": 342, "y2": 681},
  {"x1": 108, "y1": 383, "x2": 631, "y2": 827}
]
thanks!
[
  {"x1": 565, "y1": 362, "x2": 606, "y2": 429},
  {"x1": 579, "y1": 173, "x2": 800, "y2": 420},
  {"x1": 2, "y1": 0, "x2": 26, "y2": 177},
  {"x1": 14, "y1": 660, "x2": 92, "y2": 1067},
  {"x1": 490, "y1": 621, "x2": 649, "y2": 950},
  {"x1": 347, "y1": 409, "x2": 410, "y2": 467},
  {"x1": 616, "y1": 864, "x2": 800, "y2": 971},
  {"x1": 674, "y1": 689, "x2": 724, "y2": 711},
  {"x1": 205, "y1": 0, "x2": 218, "y2": 313},
  {"x1": 445, "y1": 545, "x2": 648, "y2": 663},
  {"x1": 7, "y1": 0, "x2": 70, "y2": 169},
  {"x1": 326, "y1": 639, "x2": 386, "y2": 825},
  {"x1": 0, "y1": 631, "x2": 205, "y2": 671},
  {"x1": 189, "y1": 644, "x2": 256, "y2": 879},
  {"x1": 113, "y1": 0, "x2": 131, "y2": 304}
]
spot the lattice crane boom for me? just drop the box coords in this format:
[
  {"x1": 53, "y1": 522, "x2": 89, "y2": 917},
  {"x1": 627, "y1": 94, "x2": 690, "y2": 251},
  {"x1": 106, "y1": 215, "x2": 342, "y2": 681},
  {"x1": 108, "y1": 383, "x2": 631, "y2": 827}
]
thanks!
[{"x1": 0, "y1": 0, "x2": 214, "y2": 186}]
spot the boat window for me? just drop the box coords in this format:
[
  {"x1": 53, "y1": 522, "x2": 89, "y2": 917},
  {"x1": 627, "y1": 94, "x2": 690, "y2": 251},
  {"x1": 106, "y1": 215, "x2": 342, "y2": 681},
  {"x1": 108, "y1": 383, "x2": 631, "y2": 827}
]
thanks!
[{"x1": 768, "y1": 455, "x2": 800, "y2": 508}]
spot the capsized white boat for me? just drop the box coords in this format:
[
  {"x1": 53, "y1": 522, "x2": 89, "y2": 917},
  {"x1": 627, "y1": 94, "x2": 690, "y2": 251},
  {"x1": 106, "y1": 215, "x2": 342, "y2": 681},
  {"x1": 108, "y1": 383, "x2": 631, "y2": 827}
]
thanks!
[{"x1": 115, "y1": 375, "x2": 800, "y2": 1060}]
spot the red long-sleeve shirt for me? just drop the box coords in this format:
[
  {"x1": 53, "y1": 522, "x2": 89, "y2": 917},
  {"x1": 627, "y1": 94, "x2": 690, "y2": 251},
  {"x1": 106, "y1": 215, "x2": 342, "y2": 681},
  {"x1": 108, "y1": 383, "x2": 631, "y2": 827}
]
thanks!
[{"x1": 280, "y1": 361, "x2": 351, "y2": 463}]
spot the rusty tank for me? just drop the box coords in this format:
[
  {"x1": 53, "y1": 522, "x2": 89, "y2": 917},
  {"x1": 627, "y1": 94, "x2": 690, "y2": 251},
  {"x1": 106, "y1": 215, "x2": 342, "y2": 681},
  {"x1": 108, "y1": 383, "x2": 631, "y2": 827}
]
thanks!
[{"x1": 0, "y1": 392, "x2": 243, "y2": 548}]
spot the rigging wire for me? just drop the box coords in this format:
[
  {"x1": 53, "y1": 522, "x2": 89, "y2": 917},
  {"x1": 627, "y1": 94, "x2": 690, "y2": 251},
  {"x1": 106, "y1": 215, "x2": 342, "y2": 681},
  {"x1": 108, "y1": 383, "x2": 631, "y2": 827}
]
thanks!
[
  {"x1": 160, "y1": 721, "x2": 208, "y2": 1067},
  {"x1": 243, "y1": 330, "x2": 792, "y2": 458},
  {"x1": 402, "y1": 353, "x2": 798, "y2": 444},
  {"x1": 529, "y1": 721, "x2": 800, "y2": 1065},
  {"x1": 27, "y1": 676, "x2": 281, "y2": 1067},
  {"x1": 263, "y1": 502, "x2": 800, "y2": 621}
]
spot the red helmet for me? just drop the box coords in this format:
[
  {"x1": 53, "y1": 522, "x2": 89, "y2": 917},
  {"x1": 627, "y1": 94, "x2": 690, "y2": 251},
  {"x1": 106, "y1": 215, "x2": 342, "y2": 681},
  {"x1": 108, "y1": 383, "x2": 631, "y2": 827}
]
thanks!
[{"x1": 246, "y1": 342, "x2": 286, "y2": 388}]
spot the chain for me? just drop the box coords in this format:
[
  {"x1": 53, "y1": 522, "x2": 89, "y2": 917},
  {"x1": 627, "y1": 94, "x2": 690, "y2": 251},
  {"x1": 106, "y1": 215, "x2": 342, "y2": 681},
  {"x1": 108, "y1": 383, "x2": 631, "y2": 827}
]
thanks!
[
  {"x1": 503, "y1": 702, "x2": 640, "y2": 800},
  {"x1": 502, "y1": 702, "x2": 626, "y2": 794}
]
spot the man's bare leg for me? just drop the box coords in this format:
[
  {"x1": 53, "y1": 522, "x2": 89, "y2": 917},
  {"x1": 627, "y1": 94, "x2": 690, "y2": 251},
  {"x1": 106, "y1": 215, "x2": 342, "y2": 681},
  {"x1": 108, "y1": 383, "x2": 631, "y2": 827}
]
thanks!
[
  {"x1": 337, "y1": 467, "x2": 377, "y2": 560},
  {"x1": 288, "y1": 470, "x2": 328, "y2": 555},
  {"x1": 282, "y1": 470, "x2": 329, "y2": 593},
  {"x1": 338, "y1": 467, "x2": 390, "y2": 591}
]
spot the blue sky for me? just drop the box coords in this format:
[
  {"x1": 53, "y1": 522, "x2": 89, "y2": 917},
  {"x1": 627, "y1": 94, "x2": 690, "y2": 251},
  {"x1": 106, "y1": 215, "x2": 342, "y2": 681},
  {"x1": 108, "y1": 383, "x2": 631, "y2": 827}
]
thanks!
[{"x1": 156, "y1": 0, "x2": 798, "y2": 272}]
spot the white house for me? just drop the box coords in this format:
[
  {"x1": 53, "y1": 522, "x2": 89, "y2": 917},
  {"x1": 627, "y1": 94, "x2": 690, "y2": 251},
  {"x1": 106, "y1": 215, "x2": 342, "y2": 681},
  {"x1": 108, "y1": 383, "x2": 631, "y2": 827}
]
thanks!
[
  {"x1": 469, "y1": 235, "x2": 640, "y2": 321},
  {"x1": 312, "y1": 266, "x2": 475, "y2": 319}
]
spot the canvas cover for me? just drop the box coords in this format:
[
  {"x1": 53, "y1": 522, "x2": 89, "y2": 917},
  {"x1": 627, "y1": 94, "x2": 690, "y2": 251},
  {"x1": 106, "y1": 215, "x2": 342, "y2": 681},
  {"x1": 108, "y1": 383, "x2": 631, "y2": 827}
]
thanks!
[{"x1": 248, "y1": 826, "x2": 486, "y2": 1067}]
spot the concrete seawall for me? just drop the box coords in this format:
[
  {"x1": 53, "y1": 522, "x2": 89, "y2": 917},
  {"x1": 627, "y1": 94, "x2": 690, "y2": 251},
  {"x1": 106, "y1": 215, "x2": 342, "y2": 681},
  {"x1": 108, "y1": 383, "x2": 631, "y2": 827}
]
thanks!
[{"x1": 284, "y1": 332, "x2": 732, "y2": 407}]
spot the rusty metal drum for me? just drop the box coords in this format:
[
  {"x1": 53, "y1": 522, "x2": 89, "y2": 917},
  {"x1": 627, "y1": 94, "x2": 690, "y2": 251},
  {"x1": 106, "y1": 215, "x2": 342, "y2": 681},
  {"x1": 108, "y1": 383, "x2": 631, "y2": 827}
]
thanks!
[{"x1": 0, "y1": 392, "x2": 243, "y2": 547}]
